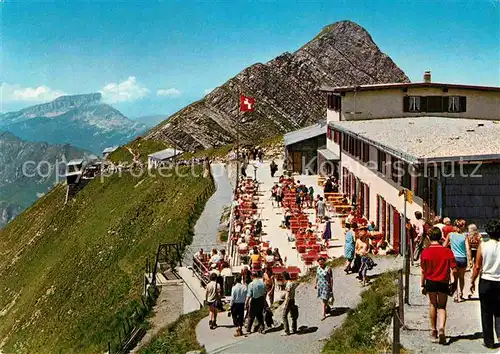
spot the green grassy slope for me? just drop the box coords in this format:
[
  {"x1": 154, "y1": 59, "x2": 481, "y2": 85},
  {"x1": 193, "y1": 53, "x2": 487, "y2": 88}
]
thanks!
[
  {"x1": 0, "y1": 166, "x2": 214, "y2": 353},
  {"x1": 108, "y1": 137, "x2": 170, "y2": 164}
]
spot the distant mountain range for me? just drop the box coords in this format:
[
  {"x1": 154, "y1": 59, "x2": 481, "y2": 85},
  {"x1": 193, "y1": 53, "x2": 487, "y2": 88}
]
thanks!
[
  {"x1": 0, "y1": 132, "x2": 88, "y2": 228},
  {"x1": 147, "y1": 20, "x2": 409, "y2": 150},
  {"x1": 0, "y1": 93, "x2": 148, "y2": 154}
]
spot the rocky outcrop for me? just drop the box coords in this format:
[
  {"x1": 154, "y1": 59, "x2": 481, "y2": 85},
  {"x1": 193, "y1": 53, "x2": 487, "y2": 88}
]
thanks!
[
  {"x1": 147, "y1": 21, "x2": 409, "y2": 151},
  {"x1": 0, "y1": 93, "x2": 147, "y2": 154}
]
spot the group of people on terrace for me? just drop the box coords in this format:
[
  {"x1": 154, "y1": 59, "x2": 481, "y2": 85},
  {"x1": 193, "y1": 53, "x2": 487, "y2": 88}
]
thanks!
[{"x1": 414, "y1": 213, "x2": 500, "y2": 349}]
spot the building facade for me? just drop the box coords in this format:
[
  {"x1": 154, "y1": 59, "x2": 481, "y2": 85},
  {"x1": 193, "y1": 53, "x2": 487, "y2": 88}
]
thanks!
[{"x1": 322, "y1": 73, "x2": 500, "y2": 251}]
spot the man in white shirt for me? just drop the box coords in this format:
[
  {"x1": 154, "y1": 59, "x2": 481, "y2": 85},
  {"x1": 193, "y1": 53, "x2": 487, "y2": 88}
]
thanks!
[{"x1": 210, "y1": 250, "x2": 221, "y2": 265}]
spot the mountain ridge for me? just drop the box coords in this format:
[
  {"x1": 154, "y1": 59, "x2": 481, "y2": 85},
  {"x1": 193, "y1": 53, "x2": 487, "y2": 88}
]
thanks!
[
  {"x1": 146, "y1": 20, "x2": 410, "y2": 150},
  {"x1": 0, "y1": 93, "x2": 147, "y2": 154}
]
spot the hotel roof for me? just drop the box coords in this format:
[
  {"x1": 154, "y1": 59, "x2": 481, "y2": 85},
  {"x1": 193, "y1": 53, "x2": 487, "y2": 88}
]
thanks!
[
  {"x1": 320, "y1": 82, "x2": 500, "y2": 93},
  {"x1": 148, "y1": 148, "x2": 183, "y2": 160},
  {"x1": 330, "y1": 117, "x2": 500, "y2": 163},
  {"x1": 284, "y1": 121, "x2": 327, "y2": 146}
]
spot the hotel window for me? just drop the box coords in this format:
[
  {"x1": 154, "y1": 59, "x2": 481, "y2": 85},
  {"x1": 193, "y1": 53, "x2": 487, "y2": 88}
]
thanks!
[
  {"x1": 408, "y1": 96, "x2": 420, "y2": 112},
  {"x1": 448, "y1": 96, "x2": 460, "y2": 112},
  {"x1": 355, "y1": 139, "x2": 362, "y2": 159},
  {"x1": 377, "y1": 149, "x2": 385, "y2": 173},
  {"x1": 391, "y1": 156, "x2": 400, "y2": 183},
  {"x1": 334, "y1": 130, "x2": 340, "y2": 144},
  {"x1": 362, "y1": 143, "x2": 370, "y2": 163},
  {"x1": 327, "y1": 93, "x2": 341, "y2": 111}
]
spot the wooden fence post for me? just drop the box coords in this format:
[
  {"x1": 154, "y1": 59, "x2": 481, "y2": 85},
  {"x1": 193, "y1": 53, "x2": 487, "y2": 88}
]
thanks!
[
  {"x1": 393, "y1": 306, "x2": 400, "y2": 354},
  {"x1": 398, "y1": 269, "x2": 404, "y2": 325},
  {"x1": 404, "y1": 247, "x2": 411, "y2": 305}
]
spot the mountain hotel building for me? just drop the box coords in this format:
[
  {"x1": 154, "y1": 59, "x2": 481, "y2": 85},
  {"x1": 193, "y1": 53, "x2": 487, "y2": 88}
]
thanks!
[{"x1": 321, "y1": 72, "x2": 500, "y2": 251}]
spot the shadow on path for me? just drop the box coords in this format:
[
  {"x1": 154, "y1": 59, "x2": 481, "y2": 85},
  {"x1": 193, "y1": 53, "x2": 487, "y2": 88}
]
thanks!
[
  {"x1": 296, "y1": 326, "x2": 319, "y2": 335},
  {"x1": 446, "y1": 332, "x2": 483, "y2": 346},
  {"x1": 329, "y1": 307, "x2": 350, "y2": 317}
]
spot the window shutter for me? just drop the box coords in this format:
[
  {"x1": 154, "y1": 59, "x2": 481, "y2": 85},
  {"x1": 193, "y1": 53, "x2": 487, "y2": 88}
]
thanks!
[
  {"x1": 459, "y1": 96, "x2": 467, "y2": 112},
  {"x1": 442, "y1": 96, "x2": 449, "y2": 112},
  {"x1": 420, "y1": 96, "x2": 427, "y2": 112},
  {"x1": 376, "y1": 195, "x2": 380, "y2": 227},
  {"x1": 393, "y1": 209, "x2": 401, "y2": 254},
  {"x1": 366, "y1": 185, "x2": 370, "y2": 220},
  {"x1": 403, "y1": 96, "x2": 410, "y2": 112}
]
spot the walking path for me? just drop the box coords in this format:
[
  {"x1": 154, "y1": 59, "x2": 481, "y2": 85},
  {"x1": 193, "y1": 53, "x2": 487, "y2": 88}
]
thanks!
[
  {"x1": 196, "y1": 257, "x2": 400, "y2": 353},
  {"x1": 400, "y1": 265, "x2": 486, "y2": 353},
  {"x1": 183, "y1": 163, "x2": 233, "y2": 266},
  {"x1": 196, "y1": 160, "x2": 401, "y2": 353}
]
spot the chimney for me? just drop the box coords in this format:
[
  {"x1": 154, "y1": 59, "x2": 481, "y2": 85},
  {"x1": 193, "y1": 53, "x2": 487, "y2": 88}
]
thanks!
[{"x1": 423, "y1": 71, "x2": 431, "y2": 83}]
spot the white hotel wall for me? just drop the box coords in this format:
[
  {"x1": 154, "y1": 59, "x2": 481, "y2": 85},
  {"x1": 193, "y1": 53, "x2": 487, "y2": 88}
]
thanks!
[{"x1": 340, "y1": 153, "x2": 423, "y2": 222}]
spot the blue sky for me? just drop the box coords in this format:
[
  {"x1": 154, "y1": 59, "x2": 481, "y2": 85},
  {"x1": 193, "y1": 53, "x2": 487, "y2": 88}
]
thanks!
[{"x1": 1, "y1": 0, "x2": 499, "y2": 117}]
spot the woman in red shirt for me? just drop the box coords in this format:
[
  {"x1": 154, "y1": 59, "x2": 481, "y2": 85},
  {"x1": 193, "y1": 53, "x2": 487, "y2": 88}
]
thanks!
[{"x1": 421, "y1": 227, "x2": 457, "y2": 345}]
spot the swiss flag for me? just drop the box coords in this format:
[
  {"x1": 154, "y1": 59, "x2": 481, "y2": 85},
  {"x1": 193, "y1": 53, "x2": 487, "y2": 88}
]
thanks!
[{"x1": 239, "y1": 94, "x2": 255, "y2": 112}]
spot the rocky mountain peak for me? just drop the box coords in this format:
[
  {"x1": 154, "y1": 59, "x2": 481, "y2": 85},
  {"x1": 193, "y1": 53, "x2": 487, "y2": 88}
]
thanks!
[{"x1": 147, "y1": 21, "x2": 409, "y2": 151}]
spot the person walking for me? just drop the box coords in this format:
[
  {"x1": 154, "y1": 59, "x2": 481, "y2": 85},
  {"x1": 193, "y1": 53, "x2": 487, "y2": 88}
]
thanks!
[
  {"x1": 270, "y1": 160, "x2": 278, "y2": 177},
  {"x1": 344, "y1": 222, "x2": 357, "y2": 274},
  {"x1": 205, "y1": 272, "x2": 222, "y2": 330},
  {"x1": 230, "y1": 274, "x2": 248, "y2": 337},
  {"x1": 444, "y1": 219, "x2": 470, "y2": 302},
  {"x1": 470, "y1": 219, "x2": 500, "y2": 350},
  {"x1": 263, "y1": 267, "x2": 275, "y2": 306},
  {"x1": 322, "y1": 216, "x2": 332, "y2": 247},
  {"x1": 245, "y1": 271, "x2": 266, "y2": 334},
  {"x1": 466, "y1": 223, "x2": 482, "y2": 269},
  {"x1": 315, "y1": 257, "x2": 334, "y2": 320},
  {"x1": 316, "y1": 197, "x2": 326, "y2": 223},
  {"x1": 356, "y1": 229, "x2": 371, "y2": 286},
  {"x1": 281, "y1": 271, "x2": 298, "y2": 336},
  {"x1": 421, "y1": 227, "x2": 457, "y2": 345}
]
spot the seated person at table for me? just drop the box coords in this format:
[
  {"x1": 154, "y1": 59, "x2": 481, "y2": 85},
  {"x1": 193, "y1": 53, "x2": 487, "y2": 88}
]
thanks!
[
  {"x1": 194, "y1": 248, "x2": 205, "y2": 260},
  {"x1": 250, "y1": 248, "x2": 262, "y2": 269},
  {"x1": 220, "y1": 249, "x2": 227, "y2": 262},
  {"x1": 273, "y1": 248, "x2": 283, "y2": 265},
  {"x1": 368, "y1": 221, "x2": 378, "y2": 232},
  {"x1": 210, "y1": 249, "x2": 221, "y2": 265},
  {"x1": 284, "y1": 209, "x2": 292, "y2": 228},
  {"x1": 244, "y1": 227, "x2": 252, "y2": 243},
  {"x1": 345, "y1": 210, "x2": 355, "y2": 228},
  {"x1": 306, "y1": 222, "x2": 315, "y2": 234},
  {"x1": 264, "y1": 249, "x2": 275, "y2": 265},
  {"x1": 255, "y1": 220, "x2": 262, "y2": 236},
  {"x1": 238, "y1": 237, "x2": 248, "y2": 252},
  {"x1": 342, "y1": 194, "x2": 348, "y2": 204},
  {"x1": 210, "y1": 263, "x2": 220, "y2": 276},
  {"x1": 377, "y1": 240, "x2": 393, "y2": 256}
]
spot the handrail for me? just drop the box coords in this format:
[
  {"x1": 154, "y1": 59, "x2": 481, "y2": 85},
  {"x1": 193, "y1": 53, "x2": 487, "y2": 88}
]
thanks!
[
  {"x1": 173, "y1": 268, "x2": 205, "y2": 309},
  {"x1": 227, "y1": 161, "x2": 239, "y2": 267}
]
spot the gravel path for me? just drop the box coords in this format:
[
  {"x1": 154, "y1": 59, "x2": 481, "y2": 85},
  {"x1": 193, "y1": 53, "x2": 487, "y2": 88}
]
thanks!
[
  {"x1": 399, "y1": 265, "x2": 488, "y2": 353},
  {"x1": 196, "y1": 257, "x2": 401, "y2": 354}
]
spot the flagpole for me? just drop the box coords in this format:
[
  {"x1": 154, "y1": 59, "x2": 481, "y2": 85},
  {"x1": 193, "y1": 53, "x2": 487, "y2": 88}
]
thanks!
[{"x1": 235, "y1": 95, "x2": 241, "y2": 193}]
